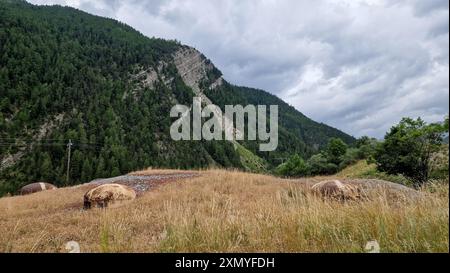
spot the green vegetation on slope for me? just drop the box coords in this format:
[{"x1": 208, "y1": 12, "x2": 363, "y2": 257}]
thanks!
[
  {"x1": 234, "y1": 142, "x2": 268, "y2": 173},
  {"x1": 337, "y1": 160, "x2": 411, "y2": 186}
]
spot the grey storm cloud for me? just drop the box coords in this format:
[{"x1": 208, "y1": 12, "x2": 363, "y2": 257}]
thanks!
[{"x1": 28, "y1": 0, "x2": 449, "y2": 138}]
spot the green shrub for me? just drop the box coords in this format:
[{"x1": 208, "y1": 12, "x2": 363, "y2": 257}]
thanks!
[
  {"x1": 339, "y1": 148, "x2": 360, "y2": 169},
  {"x1": 275, "y1": 155, "x2": 310, "y2": 177},
  {"x1": 307, "y1": 153, "x2": 335, "y2": 175}
]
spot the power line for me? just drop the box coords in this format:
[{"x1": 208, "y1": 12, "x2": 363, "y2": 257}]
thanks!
[
  {"x1": 0, "y1": 138, "x2": 104, "y2": 145},
  {"x1": 0, "y1": 141, "x2": 104, "y2": 150}
]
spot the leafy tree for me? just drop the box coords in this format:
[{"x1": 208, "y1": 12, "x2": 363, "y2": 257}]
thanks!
[
  {"x1": 307, "y1": 153, "x2": 337, "y2": 175},
  {"x1": 275, "y1": 154, "x2": 310, "y2": 177},
  {"x1": 325, "y1": 138, "x2": 348, "y2": 165},
  {"x1": 355, "y1": 136, "x2": 378, "y2": 161},
  {"x1": 355, "y1": 136, "x2": 371, "y2": 147},
  {"x1": 374, "y1": 117, "x2": 445, "y2": 187}
]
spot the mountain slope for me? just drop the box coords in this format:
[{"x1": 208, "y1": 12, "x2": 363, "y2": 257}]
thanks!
[
  {"x1": 0, "y1": 0, "x2": 354, "y2": 195},
  {"x1": 207, "y1": 83, "x2": 355, "y2": 165}
]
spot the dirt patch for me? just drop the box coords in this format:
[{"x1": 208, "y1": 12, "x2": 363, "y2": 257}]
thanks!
[{"x1": 86, "y1": 173, "x2": 200, "y2": 196}]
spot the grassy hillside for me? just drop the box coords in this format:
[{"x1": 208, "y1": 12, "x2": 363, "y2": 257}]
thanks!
[
  {"x1": 337, "y1": 160, "x2": 411, "y2": 186},
  {"x1": 0, "y1": 169, "x2": 448, "y2": 253}
]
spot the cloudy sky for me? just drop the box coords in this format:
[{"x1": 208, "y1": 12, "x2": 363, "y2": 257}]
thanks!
[{"x1": 29, "y1": 0, "x2": 449, "y2": 138}]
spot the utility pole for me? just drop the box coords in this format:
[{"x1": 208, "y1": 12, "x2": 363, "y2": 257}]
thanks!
[{"x1": 66, "y1": 139, "x2": 73, "y2": 185}]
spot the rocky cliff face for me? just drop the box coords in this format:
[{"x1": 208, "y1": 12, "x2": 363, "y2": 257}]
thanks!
[
  {"x1": 130, "y1": 46, "x2": 239, "y2": 139},
  {"x1": 135, "y1": 46, "x2": 223, "y2": 95},
  {"x1": 173, "y1": 47, "x2": 218, "y2": 94},
  {"x1": 0, "y1": 114, "x2": 65, "y2": 171},
  {"x1": 172, "y1": 47, "x2": 241, "y2": 138}
]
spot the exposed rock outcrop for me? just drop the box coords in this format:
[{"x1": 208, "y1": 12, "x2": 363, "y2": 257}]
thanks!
[
  {"x1": 173, "y1": 47, "x2": 219, "y2": 94},
  {"x1": 172, "y1": 47, "x2": 241, "y2": 138},
  {"x1": 1, "y1": 114, "x2": 64, "y2": 171}
]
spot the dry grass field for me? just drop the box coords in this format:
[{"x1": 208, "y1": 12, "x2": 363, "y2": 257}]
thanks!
[{"x1": 0, "y1": 169, "x2": 448, "y2": 253}]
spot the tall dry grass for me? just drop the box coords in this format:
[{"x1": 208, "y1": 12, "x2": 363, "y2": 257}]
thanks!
[{"x1": 0, "y1": 170, "x2": 448, "y2": 253}]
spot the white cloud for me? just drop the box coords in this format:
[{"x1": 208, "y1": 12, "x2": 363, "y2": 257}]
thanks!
[{"x1": 28, "y1": 0, "x2": 449, "y2": 138}]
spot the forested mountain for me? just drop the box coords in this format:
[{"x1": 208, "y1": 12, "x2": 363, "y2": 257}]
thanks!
[{"x1": 0, "y1": 0, "x2": 354, "y2": 195}]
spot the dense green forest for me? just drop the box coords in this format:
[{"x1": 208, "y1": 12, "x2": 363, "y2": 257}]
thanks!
[{"x1": 0, "y1": 0, "x2": 354, "y2": 195}]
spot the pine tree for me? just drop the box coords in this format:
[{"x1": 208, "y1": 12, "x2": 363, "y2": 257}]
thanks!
[
  {"x1": 95, "y1": 156, "x2": 106, "y2": 178},
  {"x1": 81, "y1": 158, "x2": 93, "y2": 182},
  {"x1": 40, "y1": 153, "x2": 53, "y2": 181}
]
